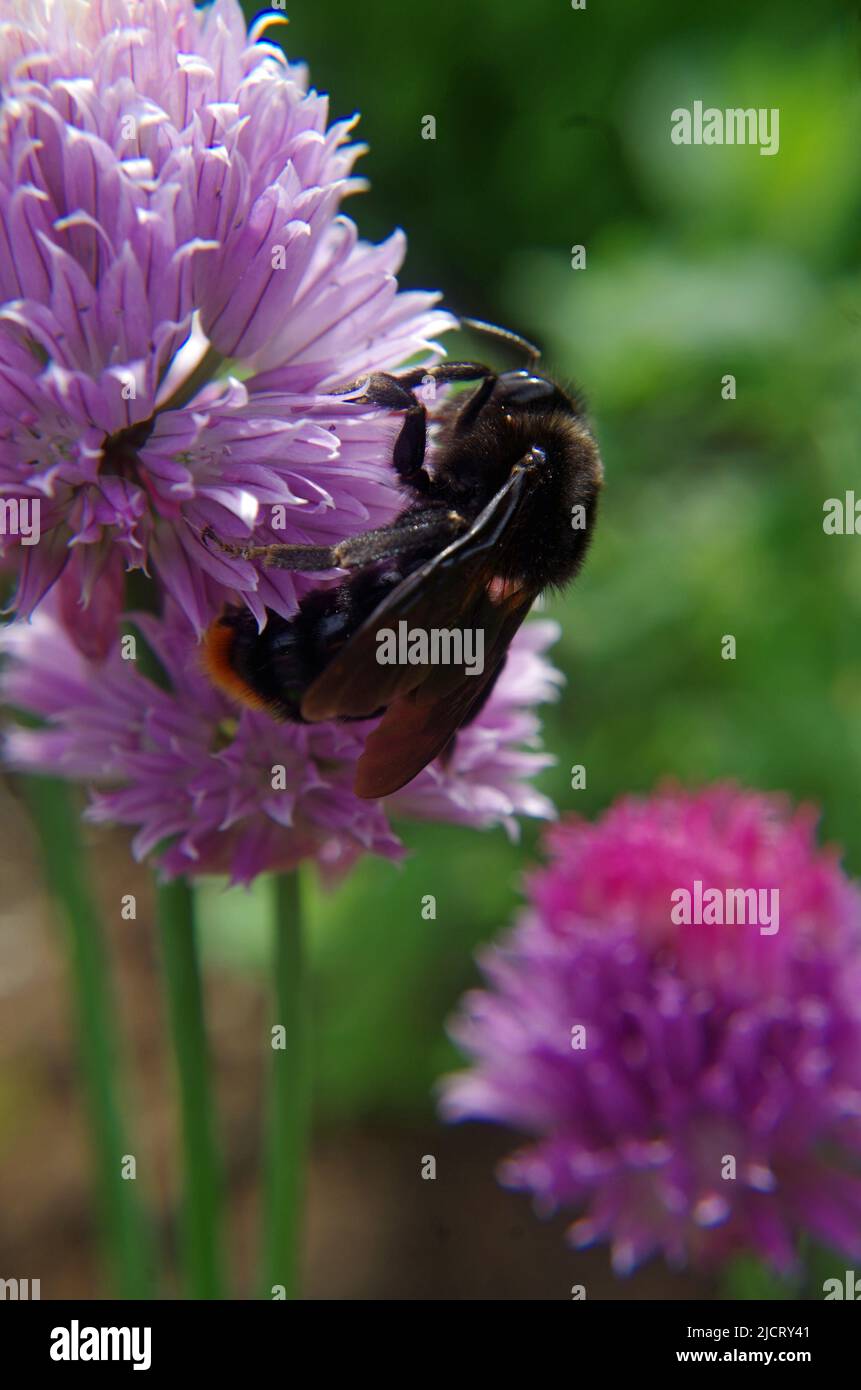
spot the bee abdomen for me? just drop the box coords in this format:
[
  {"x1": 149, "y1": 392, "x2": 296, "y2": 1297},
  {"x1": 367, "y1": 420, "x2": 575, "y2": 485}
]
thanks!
[{"x1": 202, "y1": 608, "x2": 311, "y2": 721}]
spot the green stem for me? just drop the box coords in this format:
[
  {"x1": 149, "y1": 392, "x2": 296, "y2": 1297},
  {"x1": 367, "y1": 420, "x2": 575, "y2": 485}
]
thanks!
[
  {"x1": 260, "y1": 871, "x2": 310, "y2": 1299},
  {"x1": 25, "y1": 776, "x2": 154, "y2": 1298},
  {"x1": 157, "y1": 877, "x2": 225, "y2": 1299},
  {"x1": 721, "y1": 1253, "x2": 799, "y2": 1300}
]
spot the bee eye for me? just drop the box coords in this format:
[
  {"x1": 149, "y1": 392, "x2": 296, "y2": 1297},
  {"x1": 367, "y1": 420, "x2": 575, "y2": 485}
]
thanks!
[
  {"x1": 497, "y1": 371, "x2": 558, "y2": 406},
  {"x1": 529, "y1": 446, "x2": 547, "y2": 465}
]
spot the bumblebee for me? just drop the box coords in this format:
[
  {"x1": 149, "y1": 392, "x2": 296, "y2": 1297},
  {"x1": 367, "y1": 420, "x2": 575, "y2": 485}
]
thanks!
[{"x1": 203, "y1": 324, "x2": 602, "y2": 797}]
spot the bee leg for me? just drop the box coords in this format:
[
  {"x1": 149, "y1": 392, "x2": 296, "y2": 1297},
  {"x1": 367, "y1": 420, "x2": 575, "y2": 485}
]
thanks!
[
  {"x1": 331, "y1": 362, "x2": 492, "y2": 401},
  {"x1": 201, "y1": 508, "x2": 465, "y2": 572},
  {"x1": 329, "y1": 372, "x2": 431, "y2": 490},
  {"x1": 330, "y1": 364, "x2": 495, "y2": 491},
  {"x1": 391, "y1": 403, "x2": 428, "y2": 489},
  {"x1": 330, "y1": 509, "x2": 467, "y2": 567},
  {"x1": 202, "y1": 528, "x2": 339, "y2": 571},
  {"x1": 388, "y1": 362, "x2": 496, "y2": 389},
  {"x1": 379, "y1": 363, "x2": 499, "y2": 456},
  {"x1": 450, "y1": 371, "x2": 497, "y2": 432},
  {"x1": 391, "y1": 362, "x2": 499, "y2": 435}
]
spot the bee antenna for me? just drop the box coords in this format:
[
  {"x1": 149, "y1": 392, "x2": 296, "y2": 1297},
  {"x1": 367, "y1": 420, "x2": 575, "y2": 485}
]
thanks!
[{"x1": 457, "y1": 316, "x2": 542, "y2": 365}]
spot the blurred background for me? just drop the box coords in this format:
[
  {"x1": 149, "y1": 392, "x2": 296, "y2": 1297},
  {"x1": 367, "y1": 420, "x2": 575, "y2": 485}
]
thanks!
[{"x1": 1, "y1": 0, "x2": 859, "y2": 1298}]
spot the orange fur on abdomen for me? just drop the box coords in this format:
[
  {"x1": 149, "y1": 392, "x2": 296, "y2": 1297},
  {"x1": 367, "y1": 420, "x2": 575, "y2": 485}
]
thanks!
[{"x1": 200, "y1": 620, "x2": 272, "y2": 713}]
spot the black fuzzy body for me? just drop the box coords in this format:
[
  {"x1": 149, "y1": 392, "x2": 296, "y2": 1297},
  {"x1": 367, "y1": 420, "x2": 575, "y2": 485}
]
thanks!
[
  {"x1": 207, "y1": 366, "x2": 603, "y2": 729},
  {"x1": 430, "y1": 390, "x2": 602, "y2": 592},
  {"x1": 215, "y1": 536, "x2": 442, "y2": 722}
]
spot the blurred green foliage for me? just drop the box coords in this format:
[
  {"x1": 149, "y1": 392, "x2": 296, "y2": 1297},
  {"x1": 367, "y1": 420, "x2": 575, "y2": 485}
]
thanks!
[{"x1": 224, "y1": 0, "x2": 861, "y2": 1120}]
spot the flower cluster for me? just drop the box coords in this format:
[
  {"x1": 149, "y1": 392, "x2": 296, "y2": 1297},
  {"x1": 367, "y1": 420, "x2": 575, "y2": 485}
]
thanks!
[
  {"x1": 0, "y1": 0, "x2": 564, "y2": 878},
  {"x1": 2, "y1": 596, "x2": 560, "y2": 884},
  {"x1": 442, "y1": 786, "x2": 861, "y2": 1274},
  {"x1": 0, "y1": 0, "x2": 451, "y2": 631}
]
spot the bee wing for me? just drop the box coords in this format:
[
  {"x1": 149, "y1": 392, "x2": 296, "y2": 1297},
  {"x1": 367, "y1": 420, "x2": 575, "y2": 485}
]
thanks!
[
  {"x1": 300, "y1": 466, "x2": 533, "y2": 723},
  {"x1": 353, "y1": 590, "x2": 533, "y2": 798}
]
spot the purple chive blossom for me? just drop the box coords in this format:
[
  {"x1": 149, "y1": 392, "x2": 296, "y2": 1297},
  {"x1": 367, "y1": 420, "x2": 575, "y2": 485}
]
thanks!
[
  {"x1": 441, "y1": 786, "x2": 861, "y2": 1275},
  {"x1": 0, "y1": 0, "x2": 452, "y2": 632},
  {"x1": 1, "y1": 595, "x2": 561, "y2": 884}
]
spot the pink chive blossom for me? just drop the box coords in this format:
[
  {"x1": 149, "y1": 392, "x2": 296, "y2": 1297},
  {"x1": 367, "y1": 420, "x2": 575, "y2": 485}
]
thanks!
[
  {"x1": 1, "y1": 592, "x2": 562, "y2": 884},
  {"x1": 442, "y1": 786, "x2": 861, "y2": 1275},
  {"x1": 0, "y1": 0, "x2": 452, "y2": 633}
]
